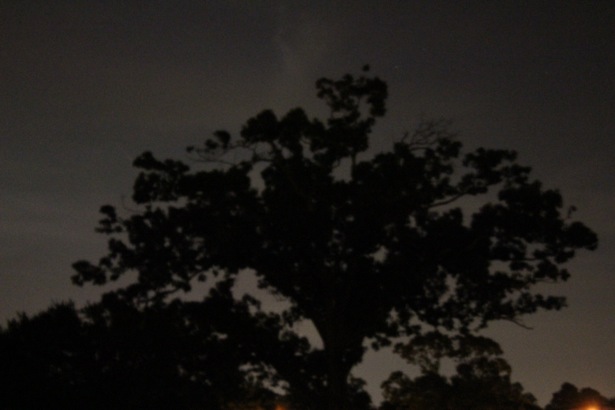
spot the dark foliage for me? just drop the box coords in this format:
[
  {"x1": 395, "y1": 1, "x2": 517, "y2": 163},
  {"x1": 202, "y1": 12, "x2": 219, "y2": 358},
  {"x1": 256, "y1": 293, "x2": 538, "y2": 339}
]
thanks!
[
  {"x1": 0, "y1": 289, "x2": 298, "y2": 409},
  {"x1": 546, "y1": 382, "x2": 615, "y2": 410},
  {"x1": 67, "y1": 68, "x2": 597, "y2": 410},
  {"x1": 381, "y1": 356, "x2": 541, "y2": 410}
]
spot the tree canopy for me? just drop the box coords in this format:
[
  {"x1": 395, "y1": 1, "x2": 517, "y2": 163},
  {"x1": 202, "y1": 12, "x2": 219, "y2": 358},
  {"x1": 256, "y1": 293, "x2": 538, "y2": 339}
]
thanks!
[
  {"x1": 0, "y1": 295, "x2": 287, "y2": 409},
  {"x1": 72, "y1": 67, "x2": 597, "y2": 410},
  {"x1": 546, "y1": 382, "x2": 615, "y2": 410},
  {"x1": 381, "y1": 356, "x2": 541, "y2": 410}
]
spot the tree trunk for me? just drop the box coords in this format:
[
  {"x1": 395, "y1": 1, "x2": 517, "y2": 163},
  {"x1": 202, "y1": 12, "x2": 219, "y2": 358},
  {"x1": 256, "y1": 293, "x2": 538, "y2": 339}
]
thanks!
[
  {"x1": 318, "y1": 306, "x2": 354, "y2": 410},
  {"x1": 323, "y1": 337, "x2": 349, "y2": 410},
  {"x1": 315, "y1": 280, "x2": 355, "y2": 410},
  {"x1": 325, "y1": 345, "x2": 349, "y2": 410}
]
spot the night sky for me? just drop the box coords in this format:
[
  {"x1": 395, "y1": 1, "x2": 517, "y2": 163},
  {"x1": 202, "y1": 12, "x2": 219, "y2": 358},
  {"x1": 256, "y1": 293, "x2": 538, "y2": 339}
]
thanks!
[{"x1": 1, "y1": 1, "x2": 614, "y2": 405}]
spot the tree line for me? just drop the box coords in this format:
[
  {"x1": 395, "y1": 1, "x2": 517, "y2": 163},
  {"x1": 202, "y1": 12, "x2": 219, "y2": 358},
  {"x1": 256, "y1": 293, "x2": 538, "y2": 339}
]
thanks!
[{"x1": 1, "y1": 305, "x2": 612, "y2": 410}]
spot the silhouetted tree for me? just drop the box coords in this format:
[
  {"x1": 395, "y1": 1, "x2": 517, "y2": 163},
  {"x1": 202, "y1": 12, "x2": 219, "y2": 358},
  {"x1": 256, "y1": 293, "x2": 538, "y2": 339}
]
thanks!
[
  {"x1": 0, "y1": 288, "x2": 293, "y2": 409},
  {"x1": 381, "y1": 356, "x2": 541, "y2": 410},
  {"x1": 73, "y1": 67, "x2": 597, "y2": 410},
  {"x1": 546, "y1": 382, "x2": 615, "y2": 410},
  {"x1": 0, "y1": 302, "x2": 87, "y2": 409}
]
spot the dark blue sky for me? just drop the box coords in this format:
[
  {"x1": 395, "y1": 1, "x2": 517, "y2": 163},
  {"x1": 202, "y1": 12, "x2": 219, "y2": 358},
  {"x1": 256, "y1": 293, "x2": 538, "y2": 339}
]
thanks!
[{"x1": 1, "y1": 1, "x2": 614, "y2": 405}]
